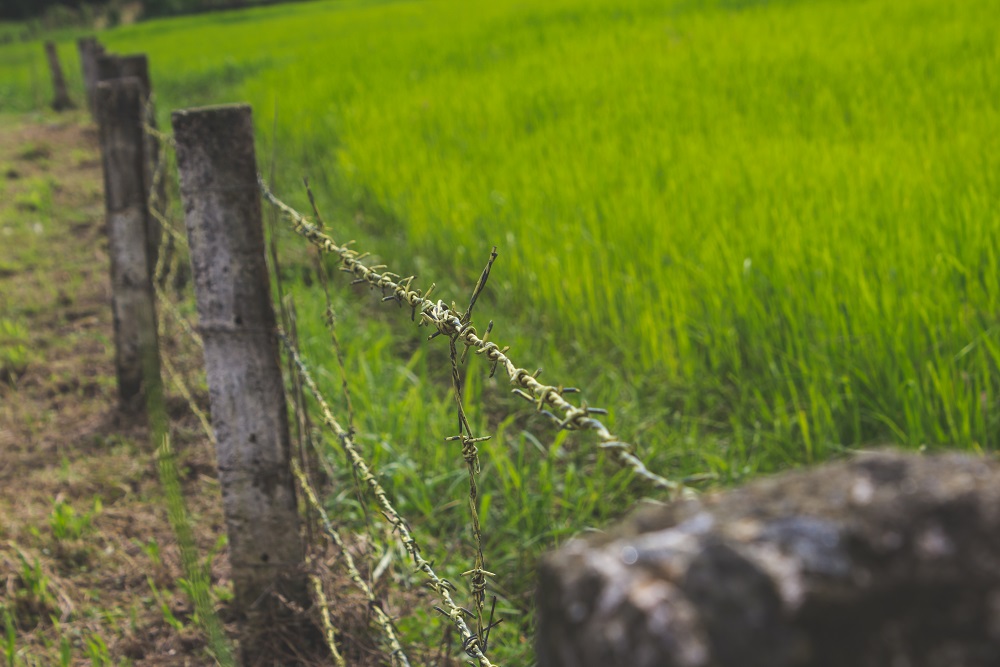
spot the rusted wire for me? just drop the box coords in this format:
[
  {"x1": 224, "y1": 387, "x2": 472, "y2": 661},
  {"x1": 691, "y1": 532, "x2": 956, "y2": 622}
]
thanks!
[
  {"x1": 143, "y1": 117, "x2": 187, "y2": 253},
  {"x1": 160, "y1": 352, "x2": 216, "y2": 450},
  {"x1": 261, "y1": 181, "x2": 686, "y2": 497}
]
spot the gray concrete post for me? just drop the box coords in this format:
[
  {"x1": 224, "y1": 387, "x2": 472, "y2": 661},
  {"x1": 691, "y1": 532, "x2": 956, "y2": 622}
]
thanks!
[
  {"x1": 96, "y1": 52, "x2": 162, "y2": 277},
  {"x1": 76, "y1": 37, "x2": 102, "y2": 116},
  {"x1": 44, "y1": 41, "x2": 74, "y2": 111},
  {"x1": 95, "y1": 78, "x2": 161, "y2": 410},
  {"x1": 171, "y1": 104, "x2": 309, "y2": 662},
  {"x1": 96, "y1": 52, "x2": 121, "y2": 84}
]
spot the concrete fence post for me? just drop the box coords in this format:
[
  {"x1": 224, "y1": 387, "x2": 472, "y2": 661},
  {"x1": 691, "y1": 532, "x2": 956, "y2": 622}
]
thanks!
[
  {"x1": 119, "y1": 54, "x2": 163, "y2": 273},
  {"x1": 76, "y1": 37, "x2": 103, "y2": 116},
  {"x1": 96, "y1": 52, "x2": 121, "y2": 84},
  {"x1": 536, "y1": 451, "x2": 1000, "y2": 667},
  {"x1": 95, "y1": 78, "x2": 161, "y2": 411},
  {"x1": 44, "y1": 41, "x2": 74, "y2": 111},
  {"x1": 171, "y1": 104, "x2": 310, "y2": 662},
  {"x1": 96, "y1": 52, "x2": 162, "y2": 277}
]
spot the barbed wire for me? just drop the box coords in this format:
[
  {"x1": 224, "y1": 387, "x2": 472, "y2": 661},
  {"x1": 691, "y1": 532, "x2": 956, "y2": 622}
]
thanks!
[
  {"x1": 139, "y1": 123, "x2": 690, "y2": 667},
  {"x1": 446, "y1": 247, "x2": 500, "y2": 645},
  {"x1": 292, "y1": 458, "x2": 411, "y2": 667},
  {"x1": 260, "y1": 181, "x2": 688, "y2": 498},
  {"x1": 277, "y1": 328, "x2": 498, "y2": 667},
  {"x1": 145, "y1": 124, "x2": 215, "y2": 455},
  {"x1": 303, "y1": 178, "x2": 497, "y2": 648},
  {"x1": 309, "y1": 568, "x2": 347, "y2": 667},
  {"x1": 155, "y1": 285, "x2": 204, "y2": 349}
]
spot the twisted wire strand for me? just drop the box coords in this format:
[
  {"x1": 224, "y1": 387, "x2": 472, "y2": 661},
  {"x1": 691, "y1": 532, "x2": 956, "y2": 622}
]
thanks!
[
  {"x1": 260, "y1": 181, "x2": 685, "y2": 496},
  {"x1": 143, "y1": 117, "x2": 187, "y2": 251},
  {"x1": 145, "y1": 131, "x2": 215, "y2": 453},
  {"x1": 142, "y1": 121, "x2": 176, "y2": 147},
  {"x1": 160, "y1": 352, "x2": 216, "y2": 450},
  {"x1": 155, "y1": 284, "x2": 204, "y2": 349},
  {"x1": 154, "y1": 255, "x2": 214, "y2": 453},
  {"x1": 303, "y1": 179, "x2": 359, "y2": 435},
  {"x1": 309, "y1": 570, "x2": 348, "y2": 667},
  {"x1": 449, "y1": 247, "x2": 500, "y2": 645},
  {"x1": 277, "y1": 330, "x2": 498, "y2": 667},
  {"x1": 448, "y1": 335, "x2": 492, "y2": 643},
  {"x1": 292, "y1": 459, "x2": 411, "y2": 667}
]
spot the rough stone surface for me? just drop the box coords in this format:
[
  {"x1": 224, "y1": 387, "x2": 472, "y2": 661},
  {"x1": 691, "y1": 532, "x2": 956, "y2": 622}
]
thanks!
[{"x1": 537, "y1": 451, "x2": 1000, "y2": 667}]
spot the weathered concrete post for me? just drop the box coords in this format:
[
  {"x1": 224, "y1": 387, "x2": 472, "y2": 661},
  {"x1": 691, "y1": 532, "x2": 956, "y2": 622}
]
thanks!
[
  {"x1": 116, "y1": 54, "x2": 152, "y2": 100},
  {"x1": 171, "y1": 104, "x2": 310, "y2": 663},
  {"x1": 537, "y1": 451, "x2": 1000, "y2": 667},
  {"x1": 76, "y1": 37, "x2": 102, "y2": 116},
  {"x1": 95, "y1": 78, "x2": 161, "y2": 411},
  {"x1": 96, "y1": 52, "x2": 162, "y2": 278},
  {"x1": 96, "y1": 52, "x2": 121, "y2": 84},
  {"x1": 44, "y1": 41, "x2": 74, "y2": 111},
  {"x1": 120, "y1": 54, "x2": 162, "y2": 273}
]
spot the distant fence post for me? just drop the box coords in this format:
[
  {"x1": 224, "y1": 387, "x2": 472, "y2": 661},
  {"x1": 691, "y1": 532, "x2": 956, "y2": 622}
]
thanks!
[
  {"x1": 96, "y1": 52, "x2": 121, "y2": 83},
  {"x1": 119, "y1": 54, "x2": 162, "y2": 273},
  {"x1": 171, "y1": 104, "x2": 310, "y2": 662},
  {"x1": 44, "y1": 41, "x2": 74, "y2": 111},
  {"x1": 95, "y1": 77, "x2": 161, "y2": 411},
  {"x1": 96, "y1": 52, "x2": 162, "y2": 277},
  {"x1": 76, "y1": 37, "x2": 103, "y2": 116}
]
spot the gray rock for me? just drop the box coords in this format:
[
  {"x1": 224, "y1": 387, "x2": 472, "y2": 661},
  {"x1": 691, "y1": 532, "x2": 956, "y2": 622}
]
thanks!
[{"x1": 537, "y1": 451, "x2": 1000, "y2": 667}]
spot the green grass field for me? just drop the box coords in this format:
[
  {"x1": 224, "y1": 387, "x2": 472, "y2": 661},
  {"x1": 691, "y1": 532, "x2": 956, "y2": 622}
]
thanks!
[{"x1": 2, "y1": 0, "x2": 999, "y2": 662}]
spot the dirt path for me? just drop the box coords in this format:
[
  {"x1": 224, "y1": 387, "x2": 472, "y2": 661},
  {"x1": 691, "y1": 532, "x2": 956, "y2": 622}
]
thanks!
[{"x1": 0, "y1": 112, "x2": 226, "y2": 665}]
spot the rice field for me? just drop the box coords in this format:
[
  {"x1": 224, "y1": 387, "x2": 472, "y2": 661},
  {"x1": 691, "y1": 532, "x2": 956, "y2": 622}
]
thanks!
[{"x1": 2, "y1": 0, "x2": 999, "y2": 661}]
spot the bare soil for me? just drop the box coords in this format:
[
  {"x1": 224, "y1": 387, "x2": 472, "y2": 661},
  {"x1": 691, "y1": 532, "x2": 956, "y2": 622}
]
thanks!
[
  {"x1": 0, "y1": 112, "x2": 227, "y2": 665},
  {"x1": 0, "y1": 111, "x2": 454, "y2": 667}
]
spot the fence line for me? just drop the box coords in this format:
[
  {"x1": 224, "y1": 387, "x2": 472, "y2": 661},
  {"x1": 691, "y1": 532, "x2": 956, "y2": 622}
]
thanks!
[
  {"x1": 147, "y1": 189, "x2": 494, "y2": 661},
  {"x1": 140, "y1": 114, "x2": 432, "y2": 665},
  {"x1": 138, "y1": 115, "x2": 687, "y2": 666},
  {"x1": 84, "y1": 45, "x2": 692, "y2": 659},
  {"x1": 65, "y1": 36, "x2": 984, "y2": 667}
]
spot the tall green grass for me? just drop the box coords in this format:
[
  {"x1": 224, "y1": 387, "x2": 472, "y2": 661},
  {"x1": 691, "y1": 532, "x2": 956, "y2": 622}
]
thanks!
[
  {"x1": 2, "y1": 0, "x2": 999, "y2": 661},
  {"x1": 98, "y1": 0, "x2": 1000, "y2": 463}
]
